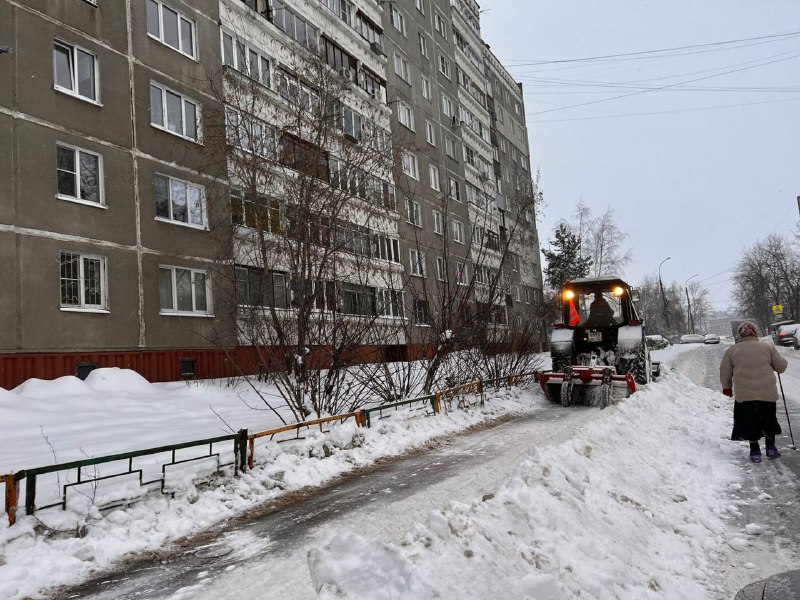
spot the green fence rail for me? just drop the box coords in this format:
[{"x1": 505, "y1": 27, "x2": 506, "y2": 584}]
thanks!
[
  {"x1": 3, "y1": 430, "x2": 248, "y2": 525},
  {"x1": 3, "y1": 370, "x2": 542, "y2": 526},
  {"x1": 362, "y1": 394, "x2": 438, "y2": 428}
]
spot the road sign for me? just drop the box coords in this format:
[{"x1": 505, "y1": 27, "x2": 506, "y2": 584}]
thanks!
[{"x1": 773, "y1": 304, "x2": 784, "y2": 315}]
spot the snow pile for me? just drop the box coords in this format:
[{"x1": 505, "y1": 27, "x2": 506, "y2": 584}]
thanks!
[
  {"x1": 309, "y1": 371, "x2": 743, "y2": 600},
  {"x1": 0, "y1": 370, "x2": 536, "y2": 600}
]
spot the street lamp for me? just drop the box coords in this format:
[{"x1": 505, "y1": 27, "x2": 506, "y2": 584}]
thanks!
[
  {"x1": 685, "y1": 273, "x2": 700, "y2": 333},
  {"x1": 658, "y1": 257, "x2": 671, "y2": 334}
]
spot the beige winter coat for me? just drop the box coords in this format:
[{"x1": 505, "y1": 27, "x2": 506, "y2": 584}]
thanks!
[{"x1": 719, "y1": 337, "x2": 788, "y2": 402}]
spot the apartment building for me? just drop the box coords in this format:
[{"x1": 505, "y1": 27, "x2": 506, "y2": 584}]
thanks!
[
  {"x1": 0, "y1": 0, "x2": 232, "y2": 388},
  {"x1": 0, "y1": 0, "x2": 543, "y2": 389}
]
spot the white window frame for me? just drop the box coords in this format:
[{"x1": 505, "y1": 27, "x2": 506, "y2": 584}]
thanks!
[
  {"x1": 154, "y1": 173, "x2": 206, "y2": 229},
  {"x1": 59, "y1": 251, "x2": 108, "y2": 311},
  {"x1": 432, "y1": 209, "x2": 443, "y2": 235},
  {"x1": 441, "y1": 94, "x2": 453, "y2": 117},
  {"x1": 405, "y1": 198, "x2": 422, "y2": 227},
  {"x1": 436, "y1": 256, "x2": 446, "y2": 281},
  {"x1": 390, "y1": 5, "x2": 406, "y2": 35},
  {"x1": 445, "y1": 136, "x2": 458, "y2": 159},
  {"x1": 410, "y1": 248, "x2": 426, "y2": 277},
  {"x1": 159, "y1": 265, "x2": 212, "y2": 316},
  {"x1": 421, "y1": 76, "x2": 431, "y2": 100},
  {"x1": 428, "y1": 164, "x2": 440, "y2": 191},
  {"x1": 221, "y1": 30, "x2": 270, "y2": 86},
  {"x1": 150, "y1": 81, "x2": 200, "y2": 141},
  {"x1": 438, "y1": 54, "x2": 451, "y2": 79},
  {"x1": 56, "y1": 143, "x2": 105, "y2": 207},
  {"x1": 147, "y1": 0, "x2": 197, "y2": 59},
  {"x1": 448, "y1": 176, "x2": 460, "y2": 201},
  {"x1": 434, "y1": 13, "x2": 447, "y2": 38},
  {"x1": 415, "y1": 0, "x2": 425, "y2": 14},
  {"x1": 455, "y1": 262, "x2": 467, "y2": 285},
  {"x1": 418, "y1": 32, "x2": 428, "y2": 58},
  {"x1": 397, "y1": 101, "x2": 414, "y2": 131},
  {"x1": 451, "y1": 219, "x2": 464, "y2": 244},
  {"x1": 53, "y1": 39, "x2": 99, "y2": 103},
  {"x1": 425, "y1": 120, "x2": 436, "y2": 146},
  {"x1": 393, "y1": 52, "x2": 411, "y2": 82},
  {"x1": 401, "y1": 151, "x2": 419, "y2": 180}
]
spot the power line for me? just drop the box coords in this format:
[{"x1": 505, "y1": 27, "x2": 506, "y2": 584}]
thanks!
[
  {"x1": 501, "y1": 30, "x2": 800, "y2": 67},
  {"x1": 527, "y1": 51, "x2": 800, "y2": 116}
]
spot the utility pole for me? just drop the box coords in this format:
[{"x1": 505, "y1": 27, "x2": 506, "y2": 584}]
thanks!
[{"x1": 685, "y1": 273, "x2": 700, "y2": 333}]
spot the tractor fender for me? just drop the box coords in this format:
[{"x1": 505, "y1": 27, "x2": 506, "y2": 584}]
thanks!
[
  {"x1": 550, "y1": 327, "x2": 575, "y2": 354},
  {"x1": 616, "y1": 325, "x2": 644, "y2": 346}
]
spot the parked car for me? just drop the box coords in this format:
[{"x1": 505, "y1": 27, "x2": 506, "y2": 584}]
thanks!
[
  {"x1": 680, "y1": 334, "x2": 705, "y2": 344},
  {"x1": 775, "y1": 324, "x2": 800, "y2": 349},
  {"x1": 769, "y1": 320, "x2": 796, "y2": 343},
  {"x1": 645, "y1": 334, "x2": 669, "y2": 349},
  {"x1": 703, "y1": 333, "x2": 720, "y2": 344}
]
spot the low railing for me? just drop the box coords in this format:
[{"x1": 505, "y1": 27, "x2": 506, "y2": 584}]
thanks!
[
  {"x1": 361, "y1": 394, "x2": 438, "y2": 428},
  {"x1": 3, "y1": 432, "x2": 247, "y2": 525},
  {"x1": 3, "y1": 371, "x2": 540, "y2": 525},
  {"x1": 247, "y1": 412, "x2": 364, "y2": 469}
]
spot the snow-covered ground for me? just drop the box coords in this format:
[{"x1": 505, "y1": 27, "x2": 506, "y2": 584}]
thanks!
[{"x1": 1, "y1": 342, "x2": 798, "y2": 599}]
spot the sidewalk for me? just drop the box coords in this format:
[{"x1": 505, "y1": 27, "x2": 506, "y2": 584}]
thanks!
[{"x1": 735, "y1": 569, "x2": 800, "y2": 599}]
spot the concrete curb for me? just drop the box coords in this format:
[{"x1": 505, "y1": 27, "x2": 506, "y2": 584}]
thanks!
[{"x1": 735, "y1": 570, "x2": 800, "y2": 599}]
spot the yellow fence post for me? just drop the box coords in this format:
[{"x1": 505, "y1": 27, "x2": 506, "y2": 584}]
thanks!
[{"x1": 434, "y1": 392, "x2": 441, "y2": 414}]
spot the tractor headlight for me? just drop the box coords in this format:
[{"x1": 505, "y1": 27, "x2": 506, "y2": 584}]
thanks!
[
  {"x1": 563, "y1": 289, "x2": 575, "y2": 300},
  {"x1": 612, "y1": 286, "x2": 624, "y2": 297}
]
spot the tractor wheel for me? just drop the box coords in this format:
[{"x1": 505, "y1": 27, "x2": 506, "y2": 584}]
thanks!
[
  {"x1": 545, "y1": 383, "x2": 561, "y2": 403},
  {"x1": 560, "y1": 381, "x2": 573, "y2": 407},
  {"x1": 626, "y1": 343, "x2": 651, "y2": 386},
  {"x1": 597, "y1": 385, "x2": 611, "y2": 409}
]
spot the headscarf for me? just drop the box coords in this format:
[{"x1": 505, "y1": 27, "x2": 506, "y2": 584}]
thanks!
[{"x1": 737, "y1": 321, "x2": 759, "y2": 339}]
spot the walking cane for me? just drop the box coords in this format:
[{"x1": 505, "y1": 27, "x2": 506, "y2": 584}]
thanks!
[{"x1": 777, "y1": 373, "x2": 797, "y2": 450}]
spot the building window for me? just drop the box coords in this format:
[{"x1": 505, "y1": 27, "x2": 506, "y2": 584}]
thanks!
[
  {"x1": 405, "y1": 198, "x2": 422, "y2": 227},
  {"x1": 525, "y1": 287, "x2": 531, "y2": 304},
  {"x1": 415, "y1": 0, "x2": 425, "y2": 13},
  {"x1": 235, "y1": 266, "x2": 288, "y2": 308},
  {"x1": 421, "y1": 76, "x2": 431, "y2": 100},
  {"x1": 436, "y1": 256, "x2": 446, "y2": 281},
  {"x1": 56, "y1": 144, "x2": 102, "y2": 205},
  {"x1": 410, "y1": 249, "x2": 426, "y2": 277},
  {"x1": 154, "y1": 174, "x2": 205, "y2": 228},
  {"x1": 271, "y1": 0, "x2": 320, "y2": 50},
  {"x1": 455, "y1": 262, "x2": 467, "y2": 285},
  {"x1": 393, "y1": 53, "x2": 410, "y2": 82},
  {"x1": 438, "y1": 55, "x2": 451, "y2": 79},
  {"x1": 389, "y1": 5, "x2": 405, "y2": 35},
  {"x1": 441, "y1": 94, "x2": 453, "y2": 117},
  {"x1": 59, "y1": 251, "x2": 107, "y2": 310},
  {"x1": 396, "y1": 101, "x2": 414, "y2": 130},
  {"x1": 375, "y1": 233, "x2": 401, "y2": 263},
  {"x1": 448, "y1": 176, "x2": 460, "y2": 201},
  {"x1": 451, "y1": 220, "x2": 464, "y2": 244},
  {"x1": 418, "y1": 33, "x2": 428, "y2": 58},
  {"x1": 432, "y1": 209, "x2": 444, "y2": 235},
  {"x1": 434, "y1": 13, "x2": 447, "y2": 38},
  {"x1": 159, "y1": 266, "x2": 211, "y2": 315},
  {"x1": 221, "y1": 31, "x2": 270, "y2": 86},
  {"x1": 377, "y1": 289, "x2": 404, "y2": 319},
  {"x1": 146, "y1": 0, "x2": 196, "y2": 58},
  {"x1": 428, "y1": 164, "x2": 440, "y2": 191},
  {"x1": 425, "y1": 120, "x2": 436, "y2": 146},
  {"x1": 341, "y1": 283, "x2": 376, "y2": 316},
  {"x1": 53, "y1": 40, "x2": 97, "y2": 102},
  {"x1": 226, "y1": 107, "x2": 274, "y2": 156},
  {"x1": 150, "y1": 82, "x2": 199, "y2": 141},
  {"x1": 401, "y1": 151, "x2": 419, "y2": 180},
  {"x1": 445, "y1": 137, "x2": 458, "y2": 159},
  {"x1": 231, "y1": 189, "x2": 282, "y2": 233},
  {"x1": 413, "y1": 298, "x2": 430, "y2": 325}
]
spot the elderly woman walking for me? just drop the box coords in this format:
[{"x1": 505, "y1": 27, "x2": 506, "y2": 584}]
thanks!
[{"x1": 720, "y1": 321, "x2": 789, "y2": 462}]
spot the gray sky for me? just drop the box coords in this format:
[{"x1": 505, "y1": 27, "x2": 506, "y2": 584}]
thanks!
[{"x1": 481, "y1": 0, "x2": 800, "y2": 311}]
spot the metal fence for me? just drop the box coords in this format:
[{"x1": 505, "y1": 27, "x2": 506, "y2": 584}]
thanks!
[{"x1": 3, "y1": 371, "x2": 539, "y2": 525}]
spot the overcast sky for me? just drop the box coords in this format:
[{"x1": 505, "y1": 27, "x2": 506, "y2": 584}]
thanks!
[{"x1": 481, "y1": 0, "x2": 800, "y2": 311}]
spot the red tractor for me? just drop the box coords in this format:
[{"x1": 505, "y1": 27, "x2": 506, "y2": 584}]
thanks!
[{"x1": 539, "y1": 276, "x2": 659, "y2": 407}]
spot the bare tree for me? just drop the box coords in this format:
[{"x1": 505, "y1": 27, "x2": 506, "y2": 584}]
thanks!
[{"x1": 201, "y1": 25, "x2": 407, "y2": 420}]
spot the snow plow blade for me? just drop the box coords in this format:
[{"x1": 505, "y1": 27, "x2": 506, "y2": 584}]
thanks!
[{"x1": 538, "y1": 366, "x2": 635, "y2": 408}]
